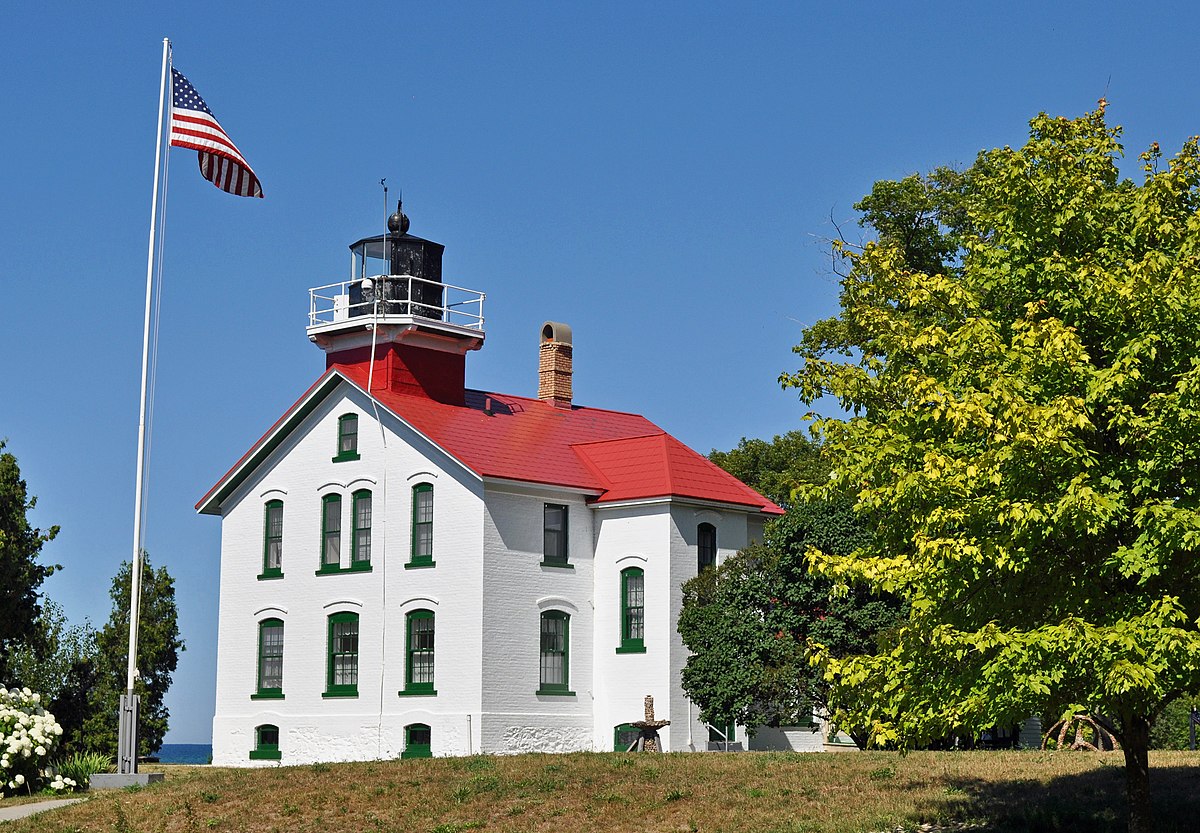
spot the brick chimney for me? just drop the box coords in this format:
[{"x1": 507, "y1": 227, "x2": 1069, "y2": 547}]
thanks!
[{"x1": 538, "y1": 321, "x2": 573, "y2": 409}]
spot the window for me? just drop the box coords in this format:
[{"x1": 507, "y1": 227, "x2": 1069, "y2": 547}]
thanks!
[
  {"x1": 614, "y1": 723, "x2": 639, "y2": 752},
  {"x1": 334, "y1": 413, "x2": 360, "y2": 462},
  {"x1": 250, "y1": 724, "x2": 281, "y2": 760},
  {"x1": 325, "y1": 612, "x2": 359, "y2": 697},
  {"x1": 260, "y1": 500, "x2": 283, "y2": 579},
  {"x1": 402, "y1": 610, "x2": 435, "y2": 694},
  {"x1": 697, "y1": 523, "x2": 717, "y2": 573},
  {"x1": 543, "y1": 504, "x2": 569, "y2": 567},
  {"x1": 320, "y1": 494, "x2": 341, "y2": 571},
  {"x1": 401, "y1": 723, "x2": 431, "y2": 759},
  {"x1": 352, "y1": 490, "x2": 372, "y2": 567},
  {"x1": 253, "y1": 619, "x2": 284, "y2": 698},
  {"x1": 617, "y1": 567, "x2": 645, "y2": 653},
  {"x1": 408, "y1": 483, "x2": 434, "y2": 567},
  {"x1": 708, "y1": 721, "x2": 736, "y2": 748},
  {"x1": 538, "y1": 611, "x2": 572, "y2": 694}
]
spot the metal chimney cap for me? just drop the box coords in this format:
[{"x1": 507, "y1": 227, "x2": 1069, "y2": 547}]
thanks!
[{"x1": 541, "y1": 321, "x2": 572, "y2": 345}]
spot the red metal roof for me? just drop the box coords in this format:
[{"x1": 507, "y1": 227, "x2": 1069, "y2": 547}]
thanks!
[{"x1": 198, "y1": 363, "x2": 783, "y2": 515}]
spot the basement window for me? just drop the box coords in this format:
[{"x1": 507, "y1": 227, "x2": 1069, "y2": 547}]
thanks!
[{"x1": 250, "y1": 724, "x2": 281, "y2": 760}]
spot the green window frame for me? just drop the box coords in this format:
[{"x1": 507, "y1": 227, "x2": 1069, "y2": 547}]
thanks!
[
  {"x1": 708, "y1": 721, "x2": 736, "y2": 747},
  {"x1": 408, "y1": 483, "x2": 434, "y2": 568},
  {"x1": 617, "y1": 567, "x2": 646, "y2": 653},
  {"x1": 352, "y1": 489, "x2": 372, "y2": 567},
  {"x1": 249, "y1": 723, "x2": 281, "y2": 760},
  {"x1": 697, "y1": 523, "x2": 717, "y2": 573},
  {"x1": 319, "y1": 494, "x2": 342, "y2": 573},
  {"x1": 401, "y1": 610, "x2": 436, "y2": 695},
  {"x1": 324, "y1": 612, "x2": 359, "y2": 697},
  {"x1": 543, "y1": 504, "x2": 570, "y2": 567},
  {"x1": 538, "y1": 610, "x2": 573, "y2": 695},
  {"x1": 401, "y1": 723, "x2": 432, "y2": 759},
  {"x1": 260, "y1": 500, "x2": 283, "y2": 579},
  {"x1": 333, "y1": 413, "x2": 360, "y2": 462},
  {"x1": 253, "y1": 618, "x2": 284, "y2": 699}
]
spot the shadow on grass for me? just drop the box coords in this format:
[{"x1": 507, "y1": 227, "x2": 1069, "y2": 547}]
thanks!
[{"x1": 917, "y1": 764, "x2": 1200, "y2": 832}]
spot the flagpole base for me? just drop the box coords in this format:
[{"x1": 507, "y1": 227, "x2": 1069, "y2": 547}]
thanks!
[{"x1": 91, "y1": 772, "x2": 164, "y2": 790}]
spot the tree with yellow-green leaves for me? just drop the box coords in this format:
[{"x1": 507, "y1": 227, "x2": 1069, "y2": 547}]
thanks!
[{"x1": 787, "y1": 108, "x2": 1200, "y2": 833}]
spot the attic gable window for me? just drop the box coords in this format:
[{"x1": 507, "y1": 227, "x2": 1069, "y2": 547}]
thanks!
[
  {"x1": 333, "y1": 413, "x2": 360, "y2": 462},
  {"x1": 543, "y1": 504, "x2": 570, "y2": 568}
]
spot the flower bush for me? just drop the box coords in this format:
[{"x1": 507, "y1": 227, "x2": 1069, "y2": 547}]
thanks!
[{"x1": 0, "y1": 686, "x2": 76, "y2": 795}]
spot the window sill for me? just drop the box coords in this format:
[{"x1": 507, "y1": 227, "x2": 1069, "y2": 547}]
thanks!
[
  {"x1": 251, "y1": 692, "x2": 285, "y2": 700},
  {"x1": 536, "y1": 689, "x2": 576, "y2": 697},
  {"x1": 322, "y1": 691, "x2": 358, "y2": 699},
  {"x1": 615, "y1": 644, "x2": 646, "y2": 654},
  {"x1": 249, "y1": 749, "x2": 281, "y2": 761},
  {"x1": 404, "y1": 561, "x2": 436, "y2": 570},
  {"x1": 397, "y1": 689, "x2": 438, "y2": 697},
  {"x1": 257, "y1": 571, "x2": 284, "y2": 581},
  {"x1": 540, "y1": 561, "x2": 574, "y2": 570},
  {"x1": 315, "y1": 563, "x2": 372, "y2": 576},
  {"x1": 331, "y1": 452, "x2": 361, "y2": 463}
]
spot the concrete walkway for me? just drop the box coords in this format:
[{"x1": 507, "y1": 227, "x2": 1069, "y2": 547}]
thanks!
[{"x1": 0, "y1": 798, "x2": 84, "y2": 823}]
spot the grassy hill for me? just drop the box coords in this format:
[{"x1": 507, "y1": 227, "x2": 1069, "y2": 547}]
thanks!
[{"x1": 6, "y1": 750, "x2": 1200, "y2": 832}]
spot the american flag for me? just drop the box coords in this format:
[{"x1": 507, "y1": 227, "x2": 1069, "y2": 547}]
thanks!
[{"x1": 170, "y1": 68, "x2": 263, "y2": 198}]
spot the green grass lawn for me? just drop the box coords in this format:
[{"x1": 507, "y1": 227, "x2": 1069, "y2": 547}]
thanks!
[{"x1": 4, "y1": 750, "x2": 1200, "y2": 833}]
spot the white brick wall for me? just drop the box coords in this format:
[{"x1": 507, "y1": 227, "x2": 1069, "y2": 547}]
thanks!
[{"x1": 210, "y1": 380, "x2": 769, "y2": 764}]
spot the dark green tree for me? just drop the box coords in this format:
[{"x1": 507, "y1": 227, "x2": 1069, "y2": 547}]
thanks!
[
  {"x1": 678, "y1": 433, "x2": 902, "y2": 747},
  {"x1": 0, "y1": 441, "x2": 60, "y2": 683},
  {"x1": 83, "y1": 554, "x2": 183, "y2": 758}
]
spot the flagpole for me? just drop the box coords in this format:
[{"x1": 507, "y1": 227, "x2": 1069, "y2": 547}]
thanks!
[{"x1": 118, "y1": 36, "x2": 171, "y2": 778}]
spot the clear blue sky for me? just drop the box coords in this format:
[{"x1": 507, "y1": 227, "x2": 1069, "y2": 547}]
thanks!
[{"x1": 4, "y1": 1, "x2": 1200, "y2": 743}]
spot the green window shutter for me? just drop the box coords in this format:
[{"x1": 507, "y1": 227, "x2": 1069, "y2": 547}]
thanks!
[
  {"x1": 352, "y1": 490, "x2": 372, "y2": 566},
  {"x1": 260, "y1": 500, "x2": 283, "y2": 579},
  {"x1": 320, "y1": 494, "x2": 342, "y2": 571},
  {"x1": 334, "y1": 413, "x2": 361, "y2": 462},
  {"x1": 250, "y1": 724, "x2": 281, "y2": 760},
  {"x1": 697, "y1": 523, "x2": 717, "y2": 573},
  {"x1": 325, "y1": 612, "x2": 359, "y2": 697},
  {"x1": 617, "y1": 567, "x2": 646, "y2": 653},
  {"x1": 254, "y1": 618, "x2": 284, "y2": 698},
  {"x1": 409, "y1": 484, "x2": 434, "y2": 567},
  {"x1": 403, "y1": 610, "x2": 435, "y2": 694},
  {"x1": 538, "y1": 611, "x2": 572, "y2": 694},
  {"x1": 543, "y1": 504, "x2": 569, "y2": 566},
  {"x1": 401, "y1": 723, "x2": 432, "y2": 759}
]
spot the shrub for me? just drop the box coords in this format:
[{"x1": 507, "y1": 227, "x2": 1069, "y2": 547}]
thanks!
[
  {"x1": 53, "y1": 751, "x2": 112, "y2": 788},
  {"x1": 0, "y1": 686, "x2": 76, "y2": 795}
]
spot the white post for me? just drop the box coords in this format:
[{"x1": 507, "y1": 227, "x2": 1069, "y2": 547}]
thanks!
[{"x1": 119, "y1": 36, "x2": 171, "y2": 776}]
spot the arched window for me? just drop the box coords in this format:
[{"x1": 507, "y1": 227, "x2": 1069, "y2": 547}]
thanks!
[
  {"x1": 403, "y1": 610, "x2": 435, "y2": 695},
  {"x1": 250, "y1": 724, "x2": 281, "y2": 760},
  {"x1": 697, "y1": 523, "x2": 717, "y2": 573},
  {"x1": 617, "y1": 567, "x2": 646, "y2": 653},
  {"x1": 409, "y1": 483, "x2": 434, "y2": 567},
  {"x1": 325, "y1": 611, "x2": 359, "y2": 697},
  {"x1": 254, "y1": 618, "x2": 284, "y2": 698},
  {"x1": 538, "y1": 611, "x2": 572, "y2": 695},
  {"x1": 320, "y1": 494, "x2": 342, "y2": 571},
  {"x1": 260, "y1": 500, "x2": 283, "y2": 579},
  {"x1": 352, "y1": 489, "x2": 372, "y2": 567},
  {"x1": 334, "y1": 413, "x2": 360, "y2": 462},
  {"x1": 402, "y1": 723, "x2": 432, "y2": 759}
]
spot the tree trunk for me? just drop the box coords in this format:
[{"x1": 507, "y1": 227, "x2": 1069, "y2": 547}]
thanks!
[{"x1": 1121, "y1": 714, "x2": 1152, "y2": 833}]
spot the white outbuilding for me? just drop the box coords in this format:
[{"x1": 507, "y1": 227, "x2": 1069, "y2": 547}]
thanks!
[{"x1": 197, "y1": 207, "x2": 782, "y2": 765}]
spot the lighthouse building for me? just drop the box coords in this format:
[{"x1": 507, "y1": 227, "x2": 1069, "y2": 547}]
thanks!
[{"x1": 197, "y1": 208, "x2": 782, "y2": 765}]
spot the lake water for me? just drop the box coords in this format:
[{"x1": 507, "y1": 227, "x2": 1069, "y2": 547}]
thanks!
[{"x1": 156, "y1": 743, "x2": 212, "y2": 765}]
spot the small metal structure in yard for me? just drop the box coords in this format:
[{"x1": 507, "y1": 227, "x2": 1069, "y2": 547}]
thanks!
[{"x1": 624, "y1": 695, "x2": 671, "y2": 752}]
